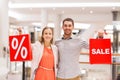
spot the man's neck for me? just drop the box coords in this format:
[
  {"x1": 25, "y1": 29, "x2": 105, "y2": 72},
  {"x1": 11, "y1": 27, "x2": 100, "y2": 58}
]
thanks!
[{"x1": 63, "y1": 34, "x2": 72, "y2": 40}]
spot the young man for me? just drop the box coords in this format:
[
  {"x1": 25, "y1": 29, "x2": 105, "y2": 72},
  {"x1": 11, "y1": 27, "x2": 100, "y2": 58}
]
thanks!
[{"x1": 55, "y1": 18, "x2": 88, "y2": 80}]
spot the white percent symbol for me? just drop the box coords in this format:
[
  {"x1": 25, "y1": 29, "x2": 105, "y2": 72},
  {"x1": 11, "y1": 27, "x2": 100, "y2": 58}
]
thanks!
[{"x1": 11, "y1": 36, "x2": 28, "y2": 60}]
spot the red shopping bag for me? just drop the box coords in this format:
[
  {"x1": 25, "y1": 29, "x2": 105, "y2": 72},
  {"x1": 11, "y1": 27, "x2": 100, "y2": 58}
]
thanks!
[
  {"x1": 89, "y1": 39, "x2": 111, "y2": 64},
  {"x1": 9, "y1": 34, "x2": 32, "y2": 61}
]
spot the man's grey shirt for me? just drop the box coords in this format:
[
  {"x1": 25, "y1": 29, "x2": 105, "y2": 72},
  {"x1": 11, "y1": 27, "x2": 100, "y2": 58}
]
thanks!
[{"x1": 55, "y1": 38, "x2": 88, "y2": 79}]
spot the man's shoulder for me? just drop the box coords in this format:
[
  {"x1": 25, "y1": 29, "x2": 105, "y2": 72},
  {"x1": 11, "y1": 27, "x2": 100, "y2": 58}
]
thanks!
[{"x1": 55, "y1": 39, "x2": 62, "y2": 44}]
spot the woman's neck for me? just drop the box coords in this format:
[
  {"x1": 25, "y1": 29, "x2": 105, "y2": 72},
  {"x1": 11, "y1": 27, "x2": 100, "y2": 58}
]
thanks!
[{"x1": 44, "y1": 42, "x2": 51, "y2": 47}]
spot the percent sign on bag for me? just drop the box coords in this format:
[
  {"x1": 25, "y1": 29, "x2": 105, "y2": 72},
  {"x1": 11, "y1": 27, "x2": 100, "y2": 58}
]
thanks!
[{"x1": 9, "y1": 34, "x2": 32, "y2": 61}]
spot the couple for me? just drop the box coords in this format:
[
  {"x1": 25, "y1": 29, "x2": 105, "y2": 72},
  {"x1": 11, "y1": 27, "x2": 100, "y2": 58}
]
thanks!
[{"x1": 31, "y1": 18, "x2": 88, "y2": 80}]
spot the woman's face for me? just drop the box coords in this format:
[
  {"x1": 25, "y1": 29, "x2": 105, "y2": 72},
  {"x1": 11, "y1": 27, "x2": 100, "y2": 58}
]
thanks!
[{"x1": 43, "y1": 28, "x2": 53, "y2": 43}]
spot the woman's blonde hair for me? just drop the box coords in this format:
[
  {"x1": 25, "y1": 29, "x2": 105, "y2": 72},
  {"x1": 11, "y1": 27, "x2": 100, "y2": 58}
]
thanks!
[{"x1": 39, "y1": 27, "x2": 54, "y2": 44}]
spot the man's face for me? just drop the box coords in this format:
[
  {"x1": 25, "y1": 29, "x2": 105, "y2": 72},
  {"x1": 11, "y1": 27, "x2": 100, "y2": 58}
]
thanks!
[{"x1": 62, "y1": 21, "x2": 74, "y2": 35}]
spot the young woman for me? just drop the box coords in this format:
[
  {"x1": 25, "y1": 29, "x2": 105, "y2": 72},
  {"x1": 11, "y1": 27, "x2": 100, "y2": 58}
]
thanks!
[{"x1": 31, "y1": 27, "x2": 58, "y2": 80}]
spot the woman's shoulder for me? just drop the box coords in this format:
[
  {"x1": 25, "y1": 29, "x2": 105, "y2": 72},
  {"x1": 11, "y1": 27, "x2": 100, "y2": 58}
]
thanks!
[
  {"x1": 51, "y1": 44, "x2": 58, "y2": 49},
  {"x1": 32, "y1": 41, "x2": 42, "y2": 48},
  {"x1": 33, "y1": 41, "x2": 41, "y2": 45}
]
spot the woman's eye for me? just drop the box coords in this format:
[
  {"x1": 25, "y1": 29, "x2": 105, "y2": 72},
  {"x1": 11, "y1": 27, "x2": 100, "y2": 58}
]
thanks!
[{"x1": 49, "y1": 33, "x2": 52, "y2": 35}]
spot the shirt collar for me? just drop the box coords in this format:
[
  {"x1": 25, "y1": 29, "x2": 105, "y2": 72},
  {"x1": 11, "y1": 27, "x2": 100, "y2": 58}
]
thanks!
[{"x1": 62, "y1": 37, "x2": 72, "y2": 40}]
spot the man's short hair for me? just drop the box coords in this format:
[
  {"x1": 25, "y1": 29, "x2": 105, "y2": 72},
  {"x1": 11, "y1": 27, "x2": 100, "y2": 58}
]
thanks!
[{"x1": 63, "y1": 18, "x2": 74, "y2": 26}]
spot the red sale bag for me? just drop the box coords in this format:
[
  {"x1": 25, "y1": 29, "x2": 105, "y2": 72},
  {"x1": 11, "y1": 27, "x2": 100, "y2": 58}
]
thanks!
[
  {"x1": 9, "y1": 34, "x2": 32, "y2": 61},
  {"x1": 89, "y1": 39, "x2": 112, "y2": 64}
]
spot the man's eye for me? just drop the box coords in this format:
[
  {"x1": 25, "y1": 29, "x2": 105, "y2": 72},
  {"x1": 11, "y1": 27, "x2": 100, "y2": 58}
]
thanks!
[
  {"x1": 64, "y1": 25, "x2": 67, "y2": 27},
  {"x1": 69, "y1": 25, "x2": 72, "y2": 27},
  {"x1": 64, "y1": 25, "x2": 72, "y2": 27}
]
